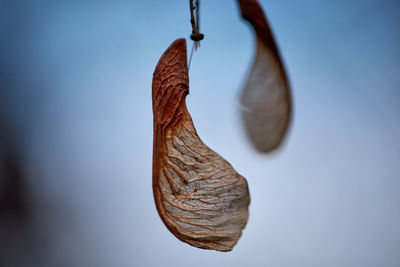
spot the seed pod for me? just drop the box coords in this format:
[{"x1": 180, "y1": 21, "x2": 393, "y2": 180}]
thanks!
[
  {"x1": 238, "y1": 0, "x2": 292, "y2": 152},
  {"x1": 152, "y1": 39, "x2": 250, "y2": 252}
]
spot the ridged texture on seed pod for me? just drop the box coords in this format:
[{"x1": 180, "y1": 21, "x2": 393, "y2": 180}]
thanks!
[
  {"x1": 238, "y1": 0, "x2": 292, "y2": 152},
  {"x1": 152, "y1": 39, "x2": 250, "y2": 252}
]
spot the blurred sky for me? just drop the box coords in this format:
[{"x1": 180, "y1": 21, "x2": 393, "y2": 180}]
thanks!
[{"x1": 0, "y1": 0, "x2": 400, "y2": 266}]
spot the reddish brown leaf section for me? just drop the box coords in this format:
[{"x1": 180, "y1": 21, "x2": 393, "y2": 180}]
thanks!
[
  {"x1": 152, "y1": 39, "x2": 250, "y2": 252},
  {"x1": 238, "y1": 0, "x2": 292, "y2": 152}
]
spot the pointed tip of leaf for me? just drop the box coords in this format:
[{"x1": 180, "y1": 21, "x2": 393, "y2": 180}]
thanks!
[{"x1": 152, "y1": 38, "x2": 189, "y2": 127}]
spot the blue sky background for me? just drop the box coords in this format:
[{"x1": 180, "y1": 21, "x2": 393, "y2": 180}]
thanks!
[{"x1": 1, "y1": 0, "x2": 399, "y2": 266}]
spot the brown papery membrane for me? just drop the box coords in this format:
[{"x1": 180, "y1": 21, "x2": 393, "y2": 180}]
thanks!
[
  {"x1": 152, "y1": 39, "x2": 250, "y2": 252},
  {"x1": 238, "y1": 0, "x2": 292, "y2": 152}
]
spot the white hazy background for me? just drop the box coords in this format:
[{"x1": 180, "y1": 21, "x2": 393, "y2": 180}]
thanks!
[{"x1": 0, "y1": 0, "x2": 399, "y2": 266}]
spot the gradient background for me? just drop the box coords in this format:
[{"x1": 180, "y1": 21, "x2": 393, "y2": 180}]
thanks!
[{"x1": 1, "y1": 0, "x2": 399, "y2": 266}]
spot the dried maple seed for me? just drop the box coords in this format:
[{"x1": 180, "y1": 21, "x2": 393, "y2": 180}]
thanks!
[
  {"x1": 238, "y1": 0, "x2": 292, "y2": 152},
  {"x1": 152, "y1": 39, "x2": 250, "y2": 252}
]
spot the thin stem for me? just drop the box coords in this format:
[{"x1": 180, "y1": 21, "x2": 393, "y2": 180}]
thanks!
[{"x1": 188, "y1": 42, "x2": 195, "y2": 70}]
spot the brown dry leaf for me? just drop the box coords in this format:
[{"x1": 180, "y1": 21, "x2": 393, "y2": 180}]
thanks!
[
  {"x1": 152, "y1": 39, "x2": 250, "y2": 252},
  {"x1": 238, "y1": 0, "x2": 292, "y2": 152}
]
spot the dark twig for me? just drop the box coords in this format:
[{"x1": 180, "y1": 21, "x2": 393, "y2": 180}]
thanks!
[
  {"x1": 196, "y1": 0, "x2": 200, "y2": 33},
  {"x1": 190, "y1": 0, "x2": 196, "y2": 36},
  {"x1": 189, "y1": 0, "x2": 204, "y2": 42},
  {"x1": 188, "y1": 0, "x2": 204, "y2": 68}
]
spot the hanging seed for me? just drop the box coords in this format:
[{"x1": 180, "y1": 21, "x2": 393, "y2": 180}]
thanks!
[
  {"x1": 152, "y1": 39, "x2": 250, "y2": 252},
  {"x1": 238, "y1": 0, "x2": 292, "y2": 152}
]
